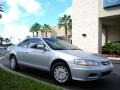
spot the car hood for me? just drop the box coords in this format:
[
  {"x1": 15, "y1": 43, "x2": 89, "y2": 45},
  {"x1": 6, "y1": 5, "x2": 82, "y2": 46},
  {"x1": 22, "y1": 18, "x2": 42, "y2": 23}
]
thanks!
[{"x1": 56, "y1": 50, "x2": 108, "y2": 62}]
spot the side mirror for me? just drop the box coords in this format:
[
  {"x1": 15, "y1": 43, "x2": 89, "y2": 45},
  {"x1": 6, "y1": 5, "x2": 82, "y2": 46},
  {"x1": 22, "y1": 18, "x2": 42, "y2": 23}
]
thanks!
[
  {"x1": 28, "y1": 43, "x2": 37, "y2": 48},
  {"x1": 37, "y1": 44, "x2": 45, "y2": 49}
]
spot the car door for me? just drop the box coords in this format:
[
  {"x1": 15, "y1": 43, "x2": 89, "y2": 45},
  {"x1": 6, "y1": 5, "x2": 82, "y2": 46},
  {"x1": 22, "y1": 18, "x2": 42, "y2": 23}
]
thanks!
[
  {"x1": 16, "y1": 39, "x2": 30, "y2": 64},
  {"x1": 25, "y1": 38, "x2": 51, "y2": 70}
]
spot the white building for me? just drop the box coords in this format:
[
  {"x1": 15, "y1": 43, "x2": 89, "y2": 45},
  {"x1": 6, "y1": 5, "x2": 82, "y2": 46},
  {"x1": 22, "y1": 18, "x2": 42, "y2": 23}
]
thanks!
[
  {"x1": 52, "y1": 25, "x2": 72, "y2": 42},
  {"x1": 72, "y1": 0, "x2": 120, "y2": 53}
]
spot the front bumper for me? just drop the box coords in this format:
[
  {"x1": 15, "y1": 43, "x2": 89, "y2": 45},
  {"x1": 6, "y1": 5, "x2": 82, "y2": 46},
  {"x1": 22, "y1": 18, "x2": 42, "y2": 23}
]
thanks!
[{"x1": 70, "y1": 63, "x2": 113, "y2": 81}]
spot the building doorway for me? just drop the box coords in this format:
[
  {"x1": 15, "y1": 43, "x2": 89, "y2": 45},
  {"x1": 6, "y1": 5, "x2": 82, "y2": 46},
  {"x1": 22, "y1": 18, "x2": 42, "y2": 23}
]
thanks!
[{"x1": 101, "y1": 15, "x2": 120, "y2": 46}]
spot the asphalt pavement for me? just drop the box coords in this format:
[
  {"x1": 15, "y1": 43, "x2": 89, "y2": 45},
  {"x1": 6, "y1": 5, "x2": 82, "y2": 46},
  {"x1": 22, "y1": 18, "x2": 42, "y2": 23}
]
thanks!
[
  {"x1": 0, "y1": 49, "x2": 120, "y2": 90},
  {"x1": 0, "y1": 48, "x2": 7, "y2": 57}
]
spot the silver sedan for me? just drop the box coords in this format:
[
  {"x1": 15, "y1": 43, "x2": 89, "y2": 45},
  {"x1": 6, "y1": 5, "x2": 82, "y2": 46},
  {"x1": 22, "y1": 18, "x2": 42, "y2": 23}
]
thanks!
[{"x1": 7, "y1": 37, "x2": 113, "y2": 84}]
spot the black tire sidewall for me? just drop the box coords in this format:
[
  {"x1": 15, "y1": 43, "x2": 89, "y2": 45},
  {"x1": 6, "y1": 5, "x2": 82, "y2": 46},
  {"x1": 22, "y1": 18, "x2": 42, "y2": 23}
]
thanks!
[{"x1": 10, "y1": 55, "x2": 19, "y2": 70}]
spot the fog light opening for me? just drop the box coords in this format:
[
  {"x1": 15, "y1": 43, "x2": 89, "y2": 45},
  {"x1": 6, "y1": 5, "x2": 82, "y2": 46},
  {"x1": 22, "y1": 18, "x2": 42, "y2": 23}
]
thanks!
[{"x1": 88, "y1": 73, "x2": 98, "y2": 77}]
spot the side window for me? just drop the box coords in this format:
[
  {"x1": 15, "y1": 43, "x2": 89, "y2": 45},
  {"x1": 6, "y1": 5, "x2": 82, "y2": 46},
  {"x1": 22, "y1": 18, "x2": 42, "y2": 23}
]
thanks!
[
  {"x1": 28, "y1": 38, "x2": 44, "y2": 49},
  {"x1": 18, "y1": 39, "x2": 29, "y2": 48}
]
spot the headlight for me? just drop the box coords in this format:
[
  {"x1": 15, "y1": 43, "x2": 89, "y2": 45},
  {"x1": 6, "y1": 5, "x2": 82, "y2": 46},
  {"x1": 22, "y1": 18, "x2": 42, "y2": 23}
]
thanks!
[{"x1": 74, "y1": 59, "x2": 98, "y2": 66}]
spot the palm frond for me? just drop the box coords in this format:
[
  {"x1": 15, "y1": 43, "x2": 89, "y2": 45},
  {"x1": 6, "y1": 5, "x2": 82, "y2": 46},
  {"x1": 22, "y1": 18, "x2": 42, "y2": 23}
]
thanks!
[{"x1": 58, "y1": 14, "x2": 72, "y2": 30}]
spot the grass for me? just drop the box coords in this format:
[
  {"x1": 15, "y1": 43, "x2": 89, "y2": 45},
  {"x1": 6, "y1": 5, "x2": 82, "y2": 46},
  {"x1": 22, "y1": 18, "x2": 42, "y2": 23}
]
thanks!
[{"x1": 0, "y1": 67, "x2": 62, "y2": 90}]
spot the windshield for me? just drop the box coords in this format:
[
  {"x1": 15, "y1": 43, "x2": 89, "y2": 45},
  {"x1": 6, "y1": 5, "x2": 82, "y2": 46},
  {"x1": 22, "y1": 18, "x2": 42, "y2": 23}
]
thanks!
[{"x1": 43, "y1": 38, "x2": 81, "y2": 50}]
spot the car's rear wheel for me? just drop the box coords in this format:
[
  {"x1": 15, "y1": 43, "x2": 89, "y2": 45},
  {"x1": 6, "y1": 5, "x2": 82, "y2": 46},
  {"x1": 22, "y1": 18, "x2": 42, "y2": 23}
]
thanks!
[
  {"x1": 10, "y1": 55, "x2": 19, "y2": 70},
  {"x1": 51, "y1": 62, "x2": 71, "y2": 84}
]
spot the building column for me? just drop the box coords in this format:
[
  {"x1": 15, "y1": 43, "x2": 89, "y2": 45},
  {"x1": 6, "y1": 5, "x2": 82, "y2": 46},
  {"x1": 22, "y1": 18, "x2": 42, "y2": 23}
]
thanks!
[
  {"x1": 98, "y1": 19, "x2": 103, "y2": 53},
  {"x1": 72, "y1": 0, "x2": 99, "y2": 53}
]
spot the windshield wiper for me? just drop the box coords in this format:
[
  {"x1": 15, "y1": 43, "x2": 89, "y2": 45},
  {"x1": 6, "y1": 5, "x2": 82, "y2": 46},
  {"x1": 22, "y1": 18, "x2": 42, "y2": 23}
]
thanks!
[{"x1": 70, "y1": 48, "x2": 82, "y2": 50}]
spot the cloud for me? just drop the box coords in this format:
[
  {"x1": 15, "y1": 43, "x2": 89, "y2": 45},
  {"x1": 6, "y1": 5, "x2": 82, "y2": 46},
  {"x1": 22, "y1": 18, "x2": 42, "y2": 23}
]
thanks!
[
  {"x1": 18, "y1": 0, "x2": 42, "y2": 14},
  {"x1": 6, "y1": 0, "x2": 42, "y2": 14},
  {"x1": 1, "y1": 0, "x2": 43, "y2": 24},
  {"x1": 0, "y1": 0, "x2": 21, "y2": 24},
  {"x1": 59, "y1": 6, "x2": 72, "y2": 17},
  {"x1": 0, "y1": 0, "x2": 43, "y2": 44},
  {"x1": 0, "y1": 24, "x2": 32, "y2": 44}
]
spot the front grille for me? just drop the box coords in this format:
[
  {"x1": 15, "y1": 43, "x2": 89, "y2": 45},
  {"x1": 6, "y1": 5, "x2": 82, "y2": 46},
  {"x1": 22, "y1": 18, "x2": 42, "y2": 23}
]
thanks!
[
  {"x1": 88, "y1": 73, "x2": 97, "y2": 77},
  {"x1": 101, "y1": 71, "x2": 112, "y2": 76},
  {"x1": 101, "y1": 61, "x2": 110, "y2": 65}
]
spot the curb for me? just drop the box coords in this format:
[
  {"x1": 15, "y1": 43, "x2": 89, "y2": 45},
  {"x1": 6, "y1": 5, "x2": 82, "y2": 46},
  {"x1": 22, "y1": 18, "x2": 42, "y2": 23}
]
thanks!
[
  {"x1": 108, "y1": 57, "x2": 120, "y2": 60},
  {"x1": 108, "y1": 57, "x2": 120, "y2": 64},
  {"x1": 0, "y1": 63, "x2": 67, "y2": 90},
  {"x1": 110, "y1": 60, "x2": 120, "y2": 64}
]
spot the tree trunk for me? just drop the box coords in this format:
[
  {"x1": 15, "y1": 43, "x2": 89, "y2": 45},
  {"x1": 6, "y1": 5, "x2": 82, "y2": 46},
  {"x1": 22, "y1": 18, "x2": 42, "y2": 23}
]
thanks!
[
  {"x1": 46, "y1": 32, "x2": 47, "y2": 37},
  {"x1": 65, "y1": 27, "x2": 68, "y2": 41},
  {"x1": 1, "y1": 40, "x2": 3, "y2": 44},
  {"x1": 0, "y1": 14, "x2": 2, "y2": 19},
  {"x1": 32, "y1": 32, "x2": 34, "y2": 37},
  {"x1": 6, "y1": 42, "x2": 7, "y2": 47},
  {"x1": 42, "y1": 32, "x2": 44, "y2": 37},
  {"x1": 36, "y1": 32, "x2": 38, "y2": 36}
]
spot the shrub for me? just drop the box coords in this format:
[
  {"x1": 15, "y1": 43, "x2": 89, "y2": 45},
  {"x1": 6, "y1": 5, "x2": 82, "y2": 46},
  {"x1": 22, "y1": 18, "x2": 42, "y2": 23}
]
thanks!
[{"x1": 102, "y1": 42, "x2": 120, "y2": 55}]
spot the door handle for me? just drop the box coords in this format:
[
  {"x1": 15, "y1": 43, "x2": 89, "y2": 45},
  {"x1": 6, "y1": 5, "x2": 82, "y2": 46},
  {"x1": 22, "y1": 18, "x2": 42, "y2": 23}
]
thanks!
[{"x1": 25, "y1": 52, "x2": 28, "y2": 53}]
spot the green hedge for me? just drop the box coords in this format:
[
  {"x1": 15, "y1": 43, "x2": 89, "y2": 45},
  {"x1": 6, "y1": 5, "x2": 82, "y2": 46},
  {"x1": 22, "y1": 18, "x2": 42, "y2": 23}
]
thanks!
[{"x1": 102, "y1": 43, "x2": 120, "y2": 55}]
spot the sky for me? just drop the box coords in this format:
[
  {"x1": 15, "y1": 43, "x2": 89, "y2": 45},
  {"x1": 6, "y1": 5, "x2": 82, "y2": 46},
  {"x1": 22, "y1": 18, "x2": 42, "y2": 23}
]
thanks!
[{"x1": 0, "y1": 0, "x2": 72, "y2": 44}]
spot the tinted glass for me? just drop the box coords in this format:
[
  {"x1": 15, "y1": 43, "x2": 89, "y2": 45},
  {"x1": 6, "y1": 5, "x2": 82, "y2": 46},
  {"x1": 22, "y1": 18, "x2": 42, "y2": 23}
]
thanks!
[
  {"x1": 43, "y1": 38, "x2": 80, "y2": 50},
  {"x1": 28, "y1": 38, "x2": 44, "y2": 49},
  {"x1": 18, "y1": 39, "x2": 29, "y2": 48},
  {"x1": 29, "y1": 38, "x2": 43, "y2": 44}
]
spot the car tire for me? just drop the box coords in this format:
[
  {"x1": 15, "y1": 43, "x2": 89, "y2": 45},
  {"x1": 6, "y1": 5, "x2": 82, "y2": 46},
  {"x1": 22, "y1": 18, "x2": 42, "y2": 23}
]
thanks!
[
  {"x1": 51, "y1": 62, "x2": 71, "y2": 84},
  {"x1": 10, "y1": 55, "x2": 19, "y2": 70}
]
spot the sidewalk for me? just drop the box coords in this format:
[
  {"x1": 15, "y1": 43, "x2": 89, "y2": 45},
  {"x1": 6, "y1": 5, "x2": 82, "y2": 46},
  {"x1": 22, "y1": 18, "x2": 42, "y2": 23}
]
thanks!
[
  {"x1": 108, "y1": 57, "x2": 120, "y2": 60},
  {"x1": 108, "y1": 57, "x2": 120, "y2": 64}
]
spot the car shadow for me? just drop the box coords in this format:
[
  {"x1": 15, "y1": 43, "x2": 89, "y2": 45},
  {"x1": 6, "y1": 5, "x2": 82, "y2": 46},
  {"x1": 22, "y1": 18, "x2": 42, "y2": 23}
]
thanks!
[
  {"x1": 18, "y1": 65, "x2": 53, "y2": 83},
  {"x1": 17, "y1": 65, "x2": 120, "y2": 90},
  {"x1": 1, "y1": 58, "x2": 120, "y2": 90}
]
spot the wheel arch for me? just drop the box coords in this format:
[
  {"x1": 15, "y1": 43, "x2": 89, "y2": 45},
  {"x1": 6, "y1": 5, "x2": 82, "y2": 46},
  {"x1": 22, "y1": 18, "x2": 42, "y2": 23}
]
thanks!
[
  {"x1": 9, "y1": 53, "x2": 16, "y2": 60},
  {"x1": 50, "y1": 58, "x2": 72, "y2": 84},
  {"x1": 50, "y1": 59, "x2": 70, "y2": 71},
  {"x1": 9, "y1": 53, "x2": 19, "y2": 70}
]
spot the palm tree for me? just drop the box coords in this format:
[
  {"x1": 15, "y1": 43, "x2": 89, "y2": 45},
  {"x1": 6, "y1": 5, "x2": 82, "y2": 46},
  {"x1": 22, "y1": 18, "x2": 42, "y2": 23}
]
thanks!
[
  {"x1": 40, "y1": 26, "x2": 45, "y2": 37},
  {"x1": 58, "y1": 14, "x2": 72, "y2": 41},
  {"x1": 4, "y1": 38, "x2": 10, "y2": 45},
  {"x1": 0, "y1": 36, "x2": 4, "y2": 45},
  {"x1": 42, "y1": 24, "x2": 52, "y2": 37},
  {"x1": 30, "y1": 26, "x2": 35, "y2": 37},
  {"x1": 30, "y1": 23, "x2": 41, "y2": 37},
  {"x1": 0, "y1": 4, "x2": 3, "y2": 19},
  {"x1": 68, "y1": 18, "x2": 72, "y2": 30}
]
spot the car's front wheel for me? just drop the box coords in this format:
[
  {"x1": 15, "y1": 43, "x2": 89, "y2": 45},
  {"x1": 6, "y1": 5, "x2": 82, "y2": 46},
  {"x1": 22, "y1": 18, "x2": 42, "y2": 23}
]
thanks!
[
  {"x1": 51, "y1": 62, "x2": 71, "y2": 84},
  {"x1": 10, "y1": 55, "x2": 19, "y2": 70}
]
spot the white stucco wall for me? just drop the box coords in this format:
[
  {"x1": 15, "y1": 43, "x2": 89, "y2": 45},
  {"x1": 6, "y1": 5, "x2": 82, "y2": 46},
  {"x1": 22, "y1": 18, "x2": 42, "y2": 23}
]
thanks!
[
  {"x1": 52, "y1": 26, "x2": 65, "y2": 37},
  {"x1": 38, "y1": 31, "x2": 51, "y2": 37},
  {"x1": 99, "y1": 0, "x2": 120, "y2": 18},
  {"x1": 72, "y1": 0, "x2": 99, "y2": 53}
]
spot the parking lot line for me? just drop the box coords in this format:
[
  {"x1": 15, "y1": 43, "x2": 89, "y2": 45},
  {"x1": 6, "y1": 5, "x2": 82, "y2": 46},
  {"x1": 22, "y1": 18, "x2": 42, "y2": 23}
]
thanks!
[{"x1": 0, "y1": 56, "x2": 6, "y2": 60}]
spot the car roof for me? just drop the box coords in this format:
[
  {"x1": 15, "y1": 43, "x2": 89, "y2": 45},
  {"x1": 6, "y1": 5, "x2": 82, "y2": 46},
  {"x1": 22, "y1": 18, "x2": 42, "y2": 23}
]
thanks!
[
  {"x1": 28, "y1": 37, "x2": 57, "y2": 40},
  {"x1": 17, "y1": 37, "x2": 56, "y2": 45}
]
